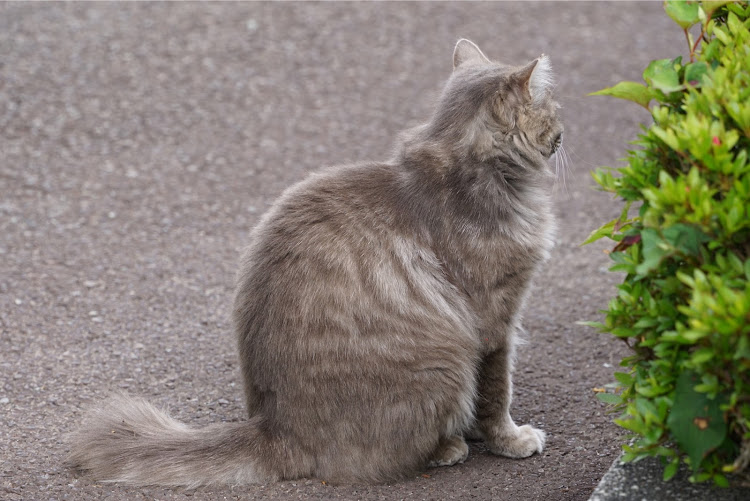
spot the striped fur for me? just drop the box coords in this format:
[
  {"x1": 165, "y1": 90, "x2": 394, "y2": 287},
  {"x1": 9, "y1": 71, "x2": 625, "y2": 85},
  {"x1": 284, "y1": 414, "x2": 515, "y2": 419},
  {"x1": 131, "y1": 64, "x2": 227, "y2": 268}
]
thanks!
[{"x1": 68, "y1": 39, "x2": 563, "y2": 487}]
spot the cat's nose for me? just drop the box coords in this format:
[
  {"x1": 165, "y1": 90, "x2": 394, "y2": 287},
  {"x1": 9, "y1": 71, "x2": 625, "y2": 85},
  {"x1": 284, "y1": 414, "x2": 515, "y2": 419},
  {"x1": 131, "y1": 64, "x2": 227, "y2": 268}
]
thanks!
[{"x1": 551, "y1": 132, "x2": 563, "y2": 153}]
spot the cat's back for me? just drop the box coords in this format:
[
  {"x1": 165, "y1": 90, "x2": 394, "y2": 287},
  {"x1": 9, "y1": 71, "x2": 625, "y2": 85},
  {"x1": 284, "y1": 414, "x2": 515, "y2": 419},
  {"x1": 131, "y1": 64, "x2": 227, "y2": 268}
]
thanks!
[
  {"x1": 234, "y1": 160, "x2": 475, "y2": 351},
  {"x1": 248, "y1": 161, "x2": 409, "y2": 271}
]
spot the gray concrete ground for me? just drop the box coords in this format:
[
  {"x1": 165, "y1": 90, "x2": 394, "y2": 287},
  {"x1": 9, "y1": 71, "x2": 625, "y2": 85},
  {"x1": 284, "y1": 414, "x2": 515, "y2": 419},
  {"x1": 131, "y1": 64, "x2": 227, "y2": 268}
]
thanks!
[{"x1": 1, "y1": 2, "x2": 742, "y2": 500}]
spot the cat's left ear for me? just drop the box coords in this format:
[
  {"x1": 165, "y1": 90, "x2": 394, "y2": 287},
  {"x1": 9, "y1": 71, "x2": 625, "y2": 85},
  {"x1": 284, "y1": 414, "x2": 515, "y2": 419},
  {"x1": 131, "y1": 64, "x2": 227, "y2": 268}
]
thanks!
[
  {"x1": 453, "y1": 39, "x2": 491, "y2": 70},
  {"x1": 513, "y1": 55, "x2": 554, "y2": 104}
]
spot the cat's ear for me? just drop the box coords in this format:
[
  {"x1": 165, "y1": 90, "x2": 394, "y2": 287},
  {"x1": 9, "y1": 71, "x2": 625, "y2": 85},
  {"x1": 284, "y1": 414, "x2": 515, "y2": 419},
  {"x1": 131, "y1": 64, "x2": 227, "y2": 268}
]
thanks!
[
  {"x1": 513, "y1": 55, "x2": 554, "y2": 104},
  {"x1": 453, "y1": 39, "x2": 491, "y2": 70}
]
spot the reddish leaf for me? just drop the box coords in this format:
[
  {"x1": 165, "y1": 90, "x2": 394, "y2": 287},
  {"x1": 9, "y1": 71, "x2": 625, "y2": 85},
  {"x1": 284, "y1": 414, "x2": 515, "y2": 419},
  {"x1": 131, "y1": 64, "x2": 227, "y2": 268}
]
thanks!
[{"x1": 612, "y1": 234, "x2": 642, "y2": 252}]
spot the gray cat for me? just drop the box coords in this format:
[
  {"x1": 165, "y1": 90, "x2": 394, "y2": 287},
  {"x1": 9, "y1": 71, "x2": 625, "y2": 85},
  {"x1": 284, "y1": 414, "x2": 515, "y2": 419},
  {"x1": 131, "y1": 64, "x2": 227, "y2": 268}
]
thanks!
[{"x1": 67, "y1": 39, "x2": 563, "y2": 487}]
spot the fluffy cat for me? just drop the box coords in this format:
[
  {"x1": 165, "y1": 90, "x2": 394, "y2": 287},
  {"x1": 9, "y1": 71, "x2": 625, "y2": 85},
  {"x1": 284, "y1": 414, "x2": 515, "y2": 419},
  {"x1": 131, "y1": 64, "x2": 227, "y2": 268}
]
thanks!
[{"x1": 67, "y1": 39, "x2": 563, "y2": 487}]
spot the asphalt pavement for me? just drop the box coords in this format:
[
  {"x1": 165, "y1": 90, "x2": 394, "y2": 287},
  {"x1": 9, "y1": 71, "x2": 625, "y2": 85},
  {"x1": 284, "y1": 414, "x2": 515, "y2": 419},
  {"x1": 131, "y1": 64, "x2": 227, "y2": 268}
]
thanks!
[{"x1": 2, "y1": 2, "x2": 743, "y2": 500}]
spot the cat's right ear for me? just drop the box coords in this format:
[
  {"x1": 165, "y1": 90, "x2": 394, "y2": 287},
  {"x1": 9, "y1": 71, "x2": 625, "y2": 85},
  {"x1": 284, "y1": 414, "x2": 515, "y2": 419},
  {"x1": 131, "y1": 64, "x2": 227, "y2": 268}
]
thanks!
[
  {"x1": 513, "y1": 55, "x2": 554, "y2": 104},
  {"x1": 453, "y1": 39, "x2": 491, "y2": 70}
]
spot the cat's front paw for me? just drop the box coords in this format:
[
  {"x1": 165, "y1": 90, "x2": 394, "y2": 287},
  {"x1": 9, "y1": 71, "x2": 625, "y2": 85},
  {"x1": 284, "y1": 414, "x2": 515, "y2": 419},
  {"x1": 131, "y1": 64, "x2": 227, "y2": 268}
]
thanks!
[{"x1": 486, "y1": 424, "x2": 545, "y2": 459}]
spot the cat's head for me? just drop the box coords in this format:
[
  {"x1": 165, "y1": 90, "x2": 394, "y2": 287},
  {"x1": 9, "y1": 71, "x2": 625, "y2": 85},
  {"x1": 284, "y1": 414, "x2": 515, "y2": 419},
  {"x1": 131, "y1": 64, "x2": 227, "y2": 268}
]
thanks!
[{"x1": 430, "y1": 39, "x2": 563, "y2": 169}]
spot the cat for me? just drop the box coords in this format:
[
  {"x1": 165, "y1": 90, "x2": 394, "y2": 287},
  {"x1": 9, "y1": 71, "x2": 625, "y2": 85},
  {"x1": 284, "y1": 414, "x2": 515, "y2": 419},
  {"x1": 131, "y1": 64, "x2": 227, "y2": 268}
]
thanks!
[{"x1": 67, "y1": 39, "x2": 563, "y2": 487}]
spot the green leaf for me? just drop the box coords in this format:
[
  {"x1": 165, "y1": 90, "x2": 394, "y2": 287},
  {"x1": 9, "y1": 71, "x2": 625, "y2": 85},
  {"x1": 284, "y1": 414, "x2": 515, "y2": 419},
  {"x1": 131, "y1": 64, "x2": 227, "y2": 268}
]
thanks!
[
  {"x1": 597, "y1": 392, "x2": 623, "y2": 405},
  {"x1": 726, "y1": 11, "x2": 743, "y2": 35},
  {"x1": 684, "y1": 62, "x2": 709, "y2": 87},
  {"x1": 665, "y1": 0, "x2": 701, "y2": 28},
  {"x1": 582, "y1": 218, "x2": 617, "y2": 245},
  {"x1": 614, "y1": 372, "x2": 634, "y2": 386},
  {"x1": 691, "y1": 472, "x2": 714, "y2": 483},
  {"x1": 666, "y1": 371, "x2": 727, "y2": 472},
  {"x1": 691, "y1": 348, "x2": 714, "y2": 365},
  {"x1": 643, "y1": 58, "x2": 684, "y2": 94},
  {"x1": 702, "y1": 1, "x2": 732, "y2": 17},
  {"x1": 662, "y1": 223, "x2": 710, "y2": 256},
  {"x1": 651, "y1": 125, "x2": 681, "y2": 151},
  {"x1": 713, "y1": 23, "x2": 732, "y2": 44},
  {"x1": 635, "y1": 229, "x2": 668, "y2": 275},
  {"x1": 633, "y1": 317, "x2": 659, "y2": 328},
  {"x1": 663, "y1": 456, "x2": 681, "y2": 481},
  {"x1": 713, "y1": 473, "x2": 730, "y2": 487},
  {"x1": 589, "y1": 81, "x2": 655, "y2": 109}
]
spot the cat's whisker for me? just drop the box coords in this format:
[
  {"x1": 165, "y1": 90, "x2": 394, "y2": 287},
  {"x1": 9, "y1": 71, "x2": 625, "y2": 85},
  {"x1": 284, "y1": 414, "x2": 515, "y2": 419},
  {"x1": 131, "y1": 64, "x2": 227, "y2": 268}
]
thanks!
[
  {"x1": 563, "y1": 145, "x2": 573, "y2": 184},
  {"x1": 561, "y1": 144, "x2": 597, "y2": 170},
  {"x1": 552, "y1": 145, "x2": 570, "y2": 195},
  {"x1": 559, "y1": 147, "x2": 566, "y2": 184}
]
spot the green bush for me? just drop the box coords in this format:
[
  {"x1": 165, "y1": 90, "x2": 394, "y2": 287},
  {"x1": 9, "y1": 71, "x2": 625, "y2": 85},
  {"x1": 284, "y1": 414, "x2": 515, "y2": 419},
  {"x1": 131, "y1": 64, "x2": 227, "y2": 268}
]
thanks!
[{"x1": 583, "y1": 0, "x2": 750, "y2": 487}]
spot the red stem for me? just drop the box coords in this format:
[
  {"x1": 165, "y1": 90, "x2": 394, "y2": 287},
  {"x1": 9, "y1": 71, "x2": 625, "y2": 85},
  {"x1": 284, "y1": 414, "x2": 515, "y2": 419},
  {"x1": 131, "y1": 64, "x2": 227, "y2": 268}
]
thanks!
[{"x1": 691, "y1": 28, "x2": 704, "y2": 60}]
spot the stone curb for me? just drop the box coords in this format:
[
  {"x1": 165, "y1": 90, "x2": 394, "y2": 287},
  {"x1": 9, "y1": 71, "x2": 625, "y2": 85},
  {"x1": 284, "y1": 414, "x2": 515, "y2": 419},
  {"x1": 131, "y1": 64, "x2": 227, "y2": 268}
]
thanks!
[{"x1": 589, "y1": 454, "x2": 750, "y2": 501}]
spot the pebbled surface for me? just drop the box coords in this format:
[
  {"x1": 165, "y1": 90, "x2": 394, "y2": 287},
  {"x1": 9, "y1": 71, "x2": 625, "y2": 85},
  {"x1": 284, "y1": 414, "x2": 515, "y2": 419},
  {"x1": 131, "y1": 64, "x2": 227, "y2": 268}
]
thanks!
[
  {"x1": 590, "y1": 455, "x2": 750, "y2": 501},
  {"x1": 1, "y1": 2, "x2": 686, "y2": 500}
]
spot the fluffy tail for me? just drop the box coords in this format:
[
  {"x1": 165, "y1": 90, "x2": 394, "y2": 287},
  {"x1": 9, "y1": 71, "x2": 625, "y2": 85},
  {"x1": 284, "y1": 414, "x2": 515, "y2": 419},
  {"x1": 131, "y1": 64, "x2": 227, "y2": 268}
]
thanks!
[{"x1": 66, "y1": 394, "x2": 275, "y2": 487}]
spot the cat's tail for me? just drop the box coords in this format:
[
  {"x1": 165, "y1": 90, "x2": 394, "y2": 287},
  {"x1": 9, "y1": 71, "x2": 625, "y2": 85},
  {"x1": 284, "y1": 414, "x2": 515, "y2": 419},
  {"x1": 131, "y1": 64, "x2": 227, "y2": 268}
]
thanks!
[{"x1": 66, "y1": 394, "x2": 279, "y2": 487}]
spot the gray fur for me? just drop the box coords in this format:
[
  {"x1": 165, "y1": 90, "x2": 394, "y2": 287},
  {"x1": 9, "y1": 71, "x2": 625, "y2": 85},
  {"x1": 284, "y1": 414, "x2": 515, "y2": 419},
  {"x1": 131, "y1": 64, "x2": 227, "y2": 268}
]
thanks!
[{"x1": 67, "y1": 39, "x2": 563, "y2": 487}]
